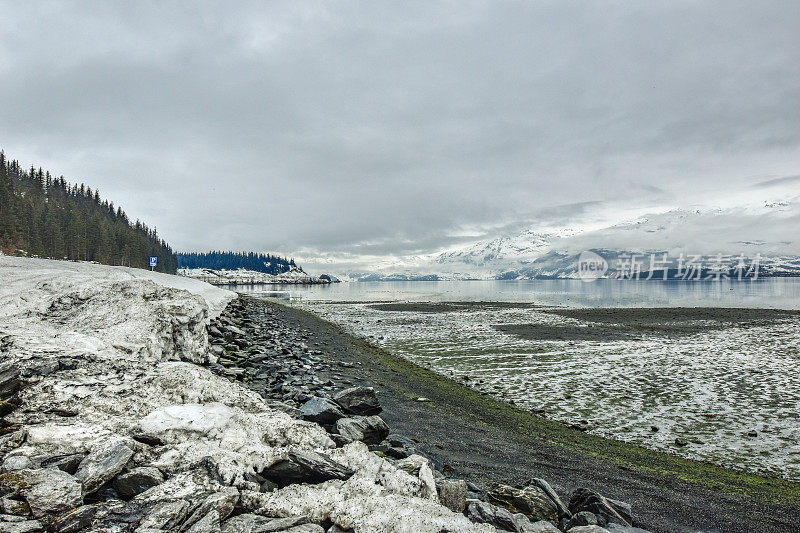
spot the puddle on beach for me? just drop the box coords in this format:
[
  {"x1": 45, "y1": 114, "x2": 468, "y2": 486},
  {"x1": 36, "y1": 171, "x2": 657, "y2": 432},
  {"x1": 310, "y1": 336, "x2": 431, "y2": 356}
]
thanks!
[{"x1": 294, "y1": 301, "x2": 800, "y2": 481}]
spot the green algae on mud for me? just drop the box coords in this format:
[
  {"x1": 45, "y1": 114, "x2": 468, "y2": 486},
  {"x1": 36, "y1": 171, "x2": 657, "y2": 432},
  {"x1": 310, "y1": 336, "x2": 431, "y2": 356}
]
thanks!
[{"x1": 278, "y1": 300, "x2": 800, "y2": 508}]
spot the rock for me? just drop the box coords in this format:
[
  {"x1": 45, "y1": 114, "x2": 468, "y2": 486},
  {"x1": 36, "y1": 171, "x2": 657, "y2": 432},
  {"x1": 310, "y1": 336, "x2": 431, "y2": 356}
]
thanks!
[
  {"x1": 568, "y1": 488, "x2": 632, "y2": 527},
  {"x1": 522, "y1": 521, "x2": 562, "y2": 532},
  {"x1": 0, "y1": 469, "x2": 82, "y2": 518},
  {"x1": 0, "y1": 402, "x2": 14, "y2": 417},
  {"x1": 300, "y1": 397, "x2": 346, "y2": 425},
  {"x1": 0, "y1": 363, "x2": 20, "y2": 400},
  {"x1": 137, "y1": 499, "x2": 190, "y2": 530},
  {"x1": 283, "y1": 525, "x2": 324, "y2": 533},
  {"x1": 0, "y1": 520, "x2": 44, "y2": 532},
  {"x1": 220, "y1": 513, "x2": 309, "y2": 533},
  {"x1": 567, "y1": 527, "x2": 610, "y2": 533},
  {"x1": 187, "y1": 509, "x2": 221, "y2": 533},
  {"x1": 383, "y1": 434, "x2": 418, "y2": 459},
  {"x1": 530, "y1": 478, "x2": 570, "y2": 519},
  {"x1": 39, "y1": 455, "x2": 83, "y2": 475},
  {"x1": 436, "y1": 479, "x2": 467, "y2": 513},
  {"x1": 566, "y1": 511, "x2": 600, "y2": 528},
  {"x1": 262, "y1": 449, "x2": 353, "y2": 487},
  {"x1": 225, "y1": 325, "x2": 246, "y2": 337},
  {"x1": 112, "y1": 467, "x2": 164, "y2": 499},
  {"x1": 466, "y1": 500, "x2": 518, "y2": 531},
  {"x1": 0, "y1": 457, "x2": 31, "y2": 474},
  {"x1": 74, "y1": 439, "x2": 134, "y2": 494},
  {"x1": 51, "y1": 505, "x2": 98, "y2": 533},
  {"x1": 183, "y1": 487, "x2": 239, "y2": 529},
  {"x1": 1, "y1": 496, "x2": 31, "y2": 516},
  {"x1": 0, "y1": 431, "x2": 26, "y2": 456},
  {"x1": 488, "y1": 483, "x2": 558, "y2": 522},
  {"x1": 334, "y1": 416, "x2": 390, "y2": 445},
  {"x1": 332, "y1": 387, "x2": 381, "y2": 416},
  {"x1": 394, "y1": 454, "x2": 430, "y2": 476}
]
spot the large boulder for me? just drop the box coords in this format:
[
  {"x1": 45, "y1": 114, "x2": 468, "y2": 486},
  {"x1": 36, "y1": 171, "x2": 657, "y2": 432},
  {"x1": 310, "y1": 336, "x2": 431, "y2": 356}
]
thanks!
[
  {"x1": 334, "y1": 416, "x2": 389, "y2": 445},
  {"x1": 332, "y1": 387, "x2": 381, "y2": 416},
  {"x1": 74, "y1": 439, "x2": 134, "y2": 494},
  {"x1": 568, "y1": 488, "x2": 632, "y2": 527},
  {"x1": 262, "y1": 449, "x2": 353, "y2": 487},
  {"x1": 300, "y1": 397, "x2": 346, "y2": 425},
  {"x1": 488, "y1": 483, "x2": 558, "y2": 522}
]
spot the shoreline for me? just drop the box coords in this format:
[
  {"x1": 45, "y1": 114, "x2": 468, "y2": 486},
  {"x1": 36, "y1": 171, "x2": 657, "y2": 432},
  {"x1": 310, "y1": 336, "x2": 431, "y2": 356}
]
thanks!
[{"x1": 247, "y1": 295, "x2": 800, "y2": 532}]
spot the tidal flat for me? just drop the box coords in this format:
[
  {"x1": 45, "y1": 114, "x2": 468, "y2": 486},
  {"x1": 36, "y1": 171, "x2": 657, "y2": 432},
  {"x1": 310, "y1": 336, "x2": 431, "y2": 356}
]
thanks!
[{"x1": 296, "y1": 301, "x2": 800, "y2": 482}]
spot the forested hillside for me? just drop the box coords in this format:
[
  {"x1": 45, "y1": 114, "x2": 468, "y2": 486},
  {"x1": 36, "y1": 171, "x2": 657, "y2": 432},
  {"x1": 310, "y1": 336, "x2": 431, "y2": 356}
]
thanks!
[
  {"x1": 177, "y1": 251, "x2": 298, "y2": 275},
  {"x1": 0, "y1": 150, "x2": 177, "y2": 272}
]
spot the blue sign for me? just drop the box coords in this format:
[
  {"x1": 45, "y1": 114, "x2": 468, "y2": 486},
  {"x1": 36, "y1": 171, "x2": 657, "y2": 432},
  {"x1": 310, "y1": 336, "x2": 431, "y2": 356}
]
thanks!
[{"x1": 149, "y1": 257, "x2": 157, "y2": 267}]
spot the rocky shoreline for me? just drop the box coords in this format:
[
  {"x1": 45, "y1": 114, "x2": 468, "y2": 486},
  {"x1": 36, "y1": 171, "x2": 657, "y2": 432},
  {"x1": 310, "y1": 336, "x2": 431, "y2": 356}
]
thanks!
[{"x1": 203, "y1": 296, "x2": 650, "y2": 533}]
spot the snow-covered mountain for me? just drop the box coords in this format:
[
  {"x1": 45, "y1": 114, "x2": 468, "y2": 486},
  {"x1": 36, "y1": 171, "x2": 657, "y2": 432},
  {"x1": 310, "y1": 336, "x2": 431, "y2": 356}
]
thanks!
[{"x1": 336, "y1": 199, "x2": 800, "y2": 280}]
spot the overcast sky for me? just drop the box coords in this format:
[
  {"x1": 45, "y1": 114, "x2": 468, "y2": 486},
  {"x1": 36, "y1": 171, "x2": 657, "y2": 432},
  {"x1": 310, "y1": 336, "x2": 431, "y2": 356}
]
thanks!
[{"x1": 2, "y1": 1, "x2": 799, "y2": 270}]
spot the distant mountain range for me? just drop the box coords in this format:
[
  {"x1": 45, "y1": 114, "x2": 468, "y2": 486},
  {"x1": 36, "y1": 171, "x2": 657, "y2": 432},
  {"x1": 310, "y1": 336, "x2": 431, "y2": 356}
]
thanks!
[{"x1": 336, "y1": 202, "x2": 800, "y2": 280}]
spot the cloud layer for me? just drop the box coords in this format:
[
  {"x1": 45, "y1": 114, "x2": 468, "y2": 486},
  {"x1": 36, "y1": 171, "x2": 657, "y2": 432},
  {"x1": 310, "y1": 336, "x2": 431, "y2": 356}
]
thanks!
[{"x1": 2, "y1": 1, "x2": 798, "y2": 268}]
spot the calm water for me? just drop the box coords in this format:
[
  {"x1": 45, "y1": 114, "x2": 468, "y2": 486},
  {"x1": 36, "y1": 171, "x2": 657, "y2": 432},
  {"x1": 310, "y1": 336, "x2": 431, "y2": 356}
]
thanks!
[
  {"x1": 242, "y1": 278, "x2": 800, "y2": 309},
  {"x1": 241, "y1": 278, "x2": 800, "y2": 479}
]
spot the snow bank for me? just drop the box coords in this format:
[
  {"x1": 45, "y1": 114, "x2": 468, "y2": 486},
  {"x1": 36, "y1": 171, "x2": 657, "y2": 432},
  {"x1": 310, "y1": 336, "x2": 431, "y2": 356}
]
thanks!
[{"x1": 0, "y1": 257, "x2": 493, "y2": 532}]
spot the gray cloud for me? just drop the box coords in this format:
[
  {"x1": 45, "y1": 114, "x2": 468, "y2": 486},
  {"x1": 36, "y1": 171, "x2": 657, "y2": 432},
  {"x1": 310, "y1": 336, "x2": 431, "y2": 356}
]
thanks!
[
  {"x1": 1, "y1": 1, "x2": 798, "y2": 268},
  {"x1": 753, "y1": 175, "x2": 800, "y2": 189}
]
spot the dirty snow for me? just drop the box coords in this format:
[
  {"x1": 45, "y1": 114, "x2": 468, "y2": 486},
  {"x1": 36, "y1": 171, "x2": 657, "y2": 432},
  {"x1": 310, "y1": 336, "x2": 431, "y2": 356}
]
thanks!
[{"x1": 0, "y1": 256, "x2": 492, "y2": 532}]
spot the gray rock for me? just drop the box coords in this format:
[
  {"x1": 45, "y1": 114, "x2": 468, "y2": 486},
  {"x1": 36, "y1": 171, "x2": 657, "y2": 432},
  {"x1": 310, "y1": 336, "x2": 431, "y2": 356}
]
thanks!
[
  {"x1": 187, "y1": 509, "x2": 221, "y2": 533},
  {"x1": 263, "y1": 449, "x2": 353, "y2": 487},
  {"x1": 332, "y1": 387, "x2": 381, "y2": 416},
  {"x1": 74, "y1": 439, "x2": 134, "y2": 494},
  {"x1": 487, "y1": 483, "x2": 559, "y2": 522},
  {"x1": 283, "y1": 525, "x2": 324, "y2": 533},
  {"x1": 0, "y1": 363, "x2": 20, "y2": 400},
  {"x1": 51, "y1": 504, "x2": 98, "y2": 533},
  {"x1": 465, "y1": 500, "x2": 517, "y2": 532},
  {"x1": 567, "y1": 527, "x2": 610, "y2": 533},
  {"x1": 1, "y1": 469, "x2": 82, "y2": 518},
  {"x1": 566, "y1": 511, "x2": 600, "y2": 528},
  {"x1": 530, "y1": 478, "x2": 570, "y2": 519},
  {"x1": 326, "y1": 526, "x2": 351, "y2": 533},
  {"x1": 1, "y1": 496, "x2": 31, "y2": 516},
  {"x1": 435, "y1": 479, "x2": 467, "y2": 513},
  {"x1": 39, "y1": 454, "x2": 83, "y2": 475},
  {"x1": 334, "y1": 416, "x2": 389, "y2": 445},
  {"x1": 568, "y1": 488, "x2": 632, "y2": 527},
  {"x1": 0, "y1": 520, "x2": 44, "y2": 533},
  {"x1": 0, "y1": 457, "x2": 31, "y2": 474},
  {"x1": 523, "y1": 521, "x2": 562, "y2": 532},
  {"x1": 183, "y1": 487, "x2": 239, "y2": 530},
  {"x1": 113, "y1": 467, "x2": 164, "y2": 499},
  {"x1": 300, "y1": 397, "x2": 345, "y2": 425},
  {"x1": 221, "y1": 513, "x2": 310, "y2": 533},
  {"x1": 138, "y1": 499, "x2": 190, "y2": 530}
]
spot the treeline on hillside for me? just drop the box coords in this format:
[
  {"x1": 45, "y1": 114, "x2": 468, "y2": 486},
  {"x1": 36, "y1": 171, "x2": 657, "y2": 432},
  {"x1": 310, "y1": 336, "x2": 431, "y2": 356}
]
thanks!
[
  {"x1": 177, "y1": 251, "x2": 298, "y2": 275},
  {"x1": 0, "y1": 150, "x2": 177, "y2": 273}
]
